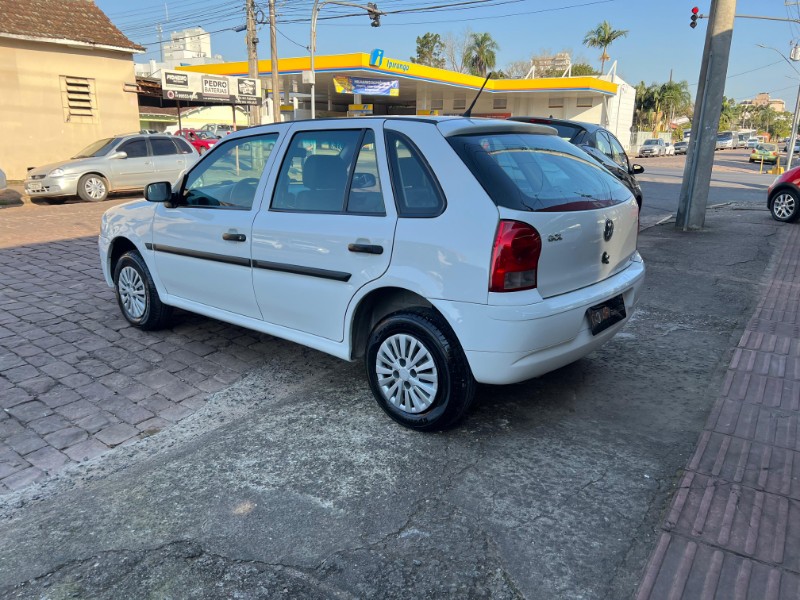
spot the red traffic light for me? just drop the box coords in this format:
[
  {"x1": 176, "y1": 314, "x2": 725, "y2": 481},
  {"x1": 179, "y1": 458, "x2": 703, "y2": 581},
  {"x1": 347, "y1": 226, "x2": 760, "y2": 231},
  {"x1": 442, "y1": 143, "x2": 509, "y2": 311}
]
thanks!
[
  {"x1": 691, "y1": 6, "x2": 699, "y2": 14},
  {"x1": 690, "y1": 6, "x2": 699, "y2": 28}
]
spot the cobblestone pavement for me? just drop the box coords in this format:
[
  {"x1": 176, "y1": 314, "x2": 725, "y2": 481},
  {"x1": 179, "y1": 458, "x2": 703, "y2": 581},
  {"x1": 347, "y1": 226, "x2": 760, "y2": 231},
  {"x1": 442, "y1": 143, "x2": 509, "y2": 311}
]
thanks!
[
  {"x1": 0, "y1": 197, "x2": 312, "y2": 494},
  {"x1": 637, "y1": 223, "x2": 800, "y2": 599}
]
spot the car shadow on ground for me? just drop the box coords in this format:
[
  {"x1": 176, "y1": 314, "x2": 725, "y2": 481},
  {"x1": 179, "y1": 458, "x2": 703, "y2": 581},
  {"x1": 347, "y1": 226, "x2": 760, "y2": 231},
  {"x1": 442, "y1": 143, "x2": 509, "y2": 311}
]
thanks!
[{"x1": 0, "y1": 188, "x2": 24, "y2": 208}]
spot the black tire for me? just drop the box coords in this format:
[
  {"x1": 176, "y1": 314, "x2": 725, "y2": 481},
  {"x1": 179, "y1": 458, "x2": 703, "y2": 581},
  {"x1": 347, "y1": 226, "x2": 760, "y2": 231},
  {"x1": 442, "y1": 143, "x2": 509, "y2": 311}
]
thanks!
[
  {"x1": 113, "y1": 251, "x2": 172, "y2": 330},
  {"x1": 77, "y1": 173, "x2": 109, "y2": 202},
  {"x1": 43, "y1": 198, "x2": 67, "y2": 205},
  {"x1": 770, "y1": 189, "x2": 800, "y2": 222},
  {"x1": 365, "y1": 308, "x2": 476, "y2": 431}
]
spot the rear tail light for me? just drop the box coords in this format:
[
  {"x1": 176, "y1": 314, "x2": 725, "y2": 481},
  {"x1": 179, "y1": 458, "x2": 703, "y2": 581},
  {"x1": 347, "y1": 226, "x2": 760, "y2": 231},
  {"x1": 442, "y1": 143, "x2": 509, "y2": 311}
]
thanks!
[{"x1": 490, "y1": 220, "x2": 541, "y2": 292}]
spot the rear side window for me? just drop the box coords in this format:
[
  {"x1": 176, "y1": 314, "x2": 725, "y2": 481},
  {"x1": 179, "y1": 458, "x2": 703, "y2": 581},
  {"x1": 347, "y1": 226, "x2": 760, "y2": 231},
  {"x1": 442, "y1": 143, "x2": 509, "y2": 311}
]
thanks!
[
  {"x1": 448, "y1": 133, "x2": 632, "y2": 212},
  {"x1": 385, "y1": 131, "x2": 445, "y2": 217},
  {"x1": 174, "y1": 138, "x2": 194, "y2": 154},
  {"x1": 151, "y1": 138, "x2": 177, "y2": 156}
]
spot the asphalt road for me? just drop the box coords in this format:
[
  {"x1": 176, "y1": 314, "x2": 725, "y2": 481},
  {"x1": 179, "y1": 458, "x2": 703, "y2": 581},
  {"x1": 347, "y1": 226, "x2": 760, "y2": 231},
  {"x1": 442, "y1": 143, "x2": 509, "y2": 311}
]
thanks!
[{"x1": 0, "y1": 166, "x2": 786, "y2": 599}]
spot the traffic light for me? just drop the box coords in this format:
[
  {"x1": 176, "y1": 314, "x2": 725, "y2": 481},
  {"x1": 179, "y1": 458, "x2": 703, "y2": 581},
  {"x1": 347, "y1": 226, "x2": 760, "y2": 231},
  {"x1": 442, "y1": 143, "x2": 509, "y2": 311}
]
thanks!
[
  {"x1": 690, "y1": 6, "x2": 699, "y2": 28},
  {"x1": 367, "y1": 2, "x2": 380, "y2": 27}
]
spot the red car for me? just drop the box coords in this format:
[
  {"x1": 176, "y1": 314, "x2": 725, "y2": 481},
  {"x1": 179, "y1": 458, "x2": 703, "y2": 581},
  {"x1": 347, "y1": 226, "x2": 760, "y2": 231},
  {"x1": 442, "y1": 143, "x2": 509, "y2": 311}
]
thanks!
[
  {"x1": 174, "y1": 129, "x2": 218, "y2": 154},
  {"x1": 767, "y1": 163, "x2": 800, "y2": 222}
]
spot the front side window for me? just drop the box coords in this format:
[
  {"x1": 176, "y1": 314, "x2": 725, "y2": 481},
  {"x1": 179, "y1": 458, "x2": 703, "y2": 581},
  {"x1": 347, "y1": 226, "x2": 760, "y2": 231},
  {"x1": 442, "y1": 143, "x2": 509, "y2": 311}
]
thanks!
[
  {"x1": 118, "y1": 138, "x2": 148, "y2": 159},
  {"x1": 448, "y1": 132, "x2": 631, "y2": 212},
  {"x1": 181, "y1": 134, "x2": 278, "y2": 210},
  {"x1": 607, "y1": 133, "x2": 630, "y2": 169},
  {"x1": 271, "y1": 129, "x2": 362, "y2": 212},
  {"x1": 594, "y1": 132, "x2": 612, "y2": 157}
]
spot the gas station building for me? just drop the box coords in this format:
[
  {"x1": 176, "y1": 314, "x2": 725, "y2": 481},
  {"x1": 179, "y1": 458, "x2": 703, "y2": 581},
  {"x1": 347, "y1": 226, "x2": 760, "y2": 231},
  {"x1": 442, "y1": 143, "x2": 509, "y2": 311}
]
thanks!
[{"x1": 179, "y1": 49, "x2": 636, "y2": 149}]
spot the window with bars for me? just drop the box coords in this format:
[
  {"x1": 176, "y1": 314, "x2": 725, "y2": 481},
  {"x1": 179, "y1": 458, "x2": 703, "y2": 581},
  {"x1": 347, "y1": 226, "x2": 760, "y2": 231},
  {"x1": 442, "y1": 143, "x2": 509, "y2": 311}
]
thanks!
[
  {"x1": 60, "y1": 76, "x2": 97, "y2": 123},
  {"x1": 576, "y1": 96, "x2": 594, "y2": 108},
  {"x1": 453, "y1": 95, "x2": 466, "y2": 110},
  {"x1": 492, "y1": 98, "x2": 507, "y2": 110}
]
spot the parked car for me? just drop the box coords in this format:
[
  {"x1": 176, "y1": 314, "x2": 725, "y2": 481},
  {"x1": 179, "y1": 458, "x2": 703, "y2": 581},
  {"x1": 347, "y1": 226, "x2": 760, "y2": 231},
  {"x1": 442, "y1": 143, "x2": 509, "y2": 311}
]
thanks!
[
  {"x1": 746, "y1": 138, "x2": 759, "y2": 148},
  {"x1": 200, "y1": 123, "x2": 235, "y2": 138},
  {"x1": 663, "y1": 142, "x2": 676, "y2": 156},
  {"x1": 175, "y1": 129, "x2": 219, "y2": 154},
  {"x1": 782, "y1": 139, "x2": 800, "y2": 153},
  {"x1": 0, "y1": 167, "x2": 6, "y2": 191},
  {"x1": 99, "y1": 117, "x2": 645, "y2": 431},
  {"x1": 750, "y1": 143, "x2": 779, "y2": 164},
  {"x1": 767, "y1": 163, "x2": 800, "y2": 222},
  {"x1": 507, "y1": 116, "x2": 644, "y2": 208},
  {"x1": 638, "y1": 138, "x2": 666, "y2": 157},
  {"x1": 673, "y1": 141, "x2": 689, "y2": 155},
  {"x1": 24, "y1": 135, "x2": 199, "y2": 204}
]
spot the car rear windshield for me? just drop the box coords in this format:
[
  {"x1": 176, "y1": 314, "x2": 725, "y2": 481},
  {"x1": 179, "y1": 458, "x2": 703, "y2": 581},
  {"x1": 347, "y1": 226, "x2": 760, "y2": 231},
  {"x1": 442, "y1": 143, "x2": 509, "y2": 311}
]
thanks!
[
  {"x1": 73, "y1": 138, "x2": 119, "y2": 158},
  {"x1": 448, "y1": 132, "x2": 632, "y2": 212}
]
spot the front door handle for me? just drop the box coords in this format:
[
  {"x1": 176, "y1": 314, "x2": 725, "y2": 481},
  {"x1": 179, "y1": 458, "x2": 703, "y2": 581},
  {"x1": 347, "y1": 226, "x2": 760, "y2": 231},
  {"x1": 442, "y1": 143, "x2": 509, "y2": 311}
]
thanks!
[
  {"x1": 223, "y1": 232, "x2": 247, "y2": 242},
  {"x1": 348, "y1": 243, "x2": 383, "y2": 255}
]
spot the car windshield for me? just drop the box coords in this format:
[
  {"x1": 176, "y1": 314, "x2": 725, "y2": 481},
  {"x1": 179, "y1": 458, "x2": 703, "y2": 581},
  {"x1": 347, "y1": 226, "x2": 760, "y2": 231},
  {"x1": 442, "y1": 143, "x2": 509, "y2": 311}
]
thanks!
[
  {"x1": 448, "y1": 132, "x2": 631, "y2": 212},
  {"x1": 717, "y1": 132, "x2": 733, "y2": 140},
  {"x1": 73, "y1": 138, "x2": 119, "y2": 158},
  {"x1": 643, "y1": 139, "x2": 659, "y2": 145}
]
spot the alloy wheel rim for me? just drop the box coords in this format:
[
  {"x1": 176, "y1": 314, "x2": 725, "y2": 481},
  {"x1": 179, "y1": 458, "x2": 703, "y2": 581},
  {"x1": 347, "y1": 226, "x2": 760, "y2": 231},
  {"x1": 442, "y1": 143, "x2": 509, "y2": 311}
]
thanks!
[
  {"x1": 85, "y1": 177, "x2": 106, "y2": 199},
  {"x1": 118, "y1": 266, "x2": 146, "y2": 318},
  {"x1": 774, "y1": 193, "x2": 796, "y2": 219},
  {"x1": 376, "y1": 333, "x2": 438, "y2": 414}
]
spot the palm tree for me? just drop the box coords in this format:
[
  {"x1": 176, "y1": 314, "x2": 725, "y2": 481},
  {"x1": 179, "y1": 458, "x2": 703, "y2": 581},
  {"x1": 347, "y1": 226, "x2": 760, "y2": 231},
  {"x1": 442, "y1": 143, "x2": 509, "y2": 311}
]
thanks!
[
  {"x1": 465, "y1": 32, "x2": 499, "y2": 77},
  {"x1": 659, "y1": 80, "x2": 692, "y2": 128},
  {"x1": 583, "y1": 21, "x2": 628, "y2": 74}
]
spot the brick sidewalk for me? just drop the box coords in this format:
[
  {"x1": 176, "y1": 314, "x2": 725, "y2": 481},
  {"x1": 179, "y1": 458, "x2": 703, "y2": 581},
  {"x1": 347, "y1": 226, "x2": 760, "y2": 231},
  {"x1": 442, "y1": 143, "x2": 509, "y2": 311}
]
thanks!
[
  {"x1": 636, "y1": 223, "x2": 800, "y2": 599},
  {"x1": 0, "y1": 200, "x2": 313, "y2": 494}
]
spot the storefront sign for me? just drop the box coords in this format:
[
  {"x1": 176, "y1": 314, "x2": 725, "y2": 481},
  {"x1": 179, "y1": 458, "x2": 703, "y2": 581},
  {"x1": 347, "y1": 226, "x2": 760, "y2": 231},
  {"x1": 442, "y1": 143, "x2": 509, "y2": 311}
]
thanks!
[
  {"x1": 161, "y1": 70, "x2": 262, "y2": 105},
  {"x1": 334, "y1": 76, "x2": 398, "y2": 96}
]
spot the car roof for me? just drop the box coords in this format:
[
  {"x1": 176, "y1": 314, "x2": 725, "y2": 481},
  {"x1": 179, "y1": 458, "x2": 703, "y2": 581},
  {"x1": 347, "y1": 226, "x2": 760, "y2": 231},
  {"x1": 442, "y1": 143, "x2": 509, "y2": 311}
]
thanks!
[
  {"x1": 508, "y1": 116, "x2": 599, "y2": 133},
  {"x1": 222, "y1": 116, "x2": 557, "y2": 142}
]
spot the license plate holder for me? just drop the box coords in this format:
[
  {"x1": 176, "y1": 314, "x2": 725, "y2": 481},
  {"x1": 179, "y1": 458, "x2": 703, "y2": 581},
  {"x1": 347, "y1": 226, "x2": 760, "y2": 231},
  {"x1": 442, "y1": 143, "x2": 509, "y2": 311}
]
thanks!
[
  {"x1": 27, "y1": 182, "x2": 42, "y2": 192},
  {"x1": 587, "y1": 294, "x2": 626, "y2": 335}
]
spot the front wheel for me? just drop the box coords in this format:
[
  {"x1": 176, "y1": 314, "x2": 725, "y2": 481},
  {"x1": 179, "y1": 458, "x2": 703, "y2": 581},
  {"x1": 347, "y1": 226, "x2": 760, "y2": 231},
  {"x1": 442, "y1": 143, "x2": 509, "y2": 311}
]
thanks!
[
  {"x1": 113, "y1": 251, "x2": 172, "y2": 330},
  {"x1": 365, "y1": 309, "x2": 476, "y2": 431},
  {"x1": 770, "y1": 190, "x2": 800, "y2": 222},
  {"x1": 77, "y1": 174, "x2": 109, "y2": 202}
]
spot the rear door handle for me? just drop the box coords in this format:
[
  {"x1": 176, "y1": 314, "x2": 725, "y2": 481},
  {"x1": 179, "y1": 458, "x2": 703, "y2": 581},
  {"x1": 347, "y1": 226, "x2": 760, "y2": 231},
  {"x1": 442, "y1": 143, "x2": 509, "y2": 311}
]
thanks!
[
  {"x1": 348, "y1": 243, "x2": 383, "y2": 255},
  {"x1": 222, "y1": 233, "x2": 247, "y2": 242}
]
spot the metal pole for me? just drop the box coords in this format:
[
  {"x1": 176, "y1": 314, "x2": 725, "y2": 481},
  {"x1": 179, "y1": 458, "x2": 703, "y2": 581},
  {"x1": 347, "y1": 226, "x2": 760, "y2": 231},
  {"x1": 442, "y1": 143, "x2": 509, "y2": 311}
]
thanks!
[
  {"x1": 310, "y1": 1, "x2": 319, "y2": 119},
  {"x1": 787, "y1": 83, "x2": 800, "y2": 168},
  {"x1": 676, "y1": 0, "x2": 737, "y2": 230},
  {"x1": 246, "y1": 0, "x2": 261, "y2": 125},
  {"x1": 176, "y1": 99, "x2": 182, "y2": 131},
  {"x1": 268, "y1": 0, "x2": 281, "y2": 123}
]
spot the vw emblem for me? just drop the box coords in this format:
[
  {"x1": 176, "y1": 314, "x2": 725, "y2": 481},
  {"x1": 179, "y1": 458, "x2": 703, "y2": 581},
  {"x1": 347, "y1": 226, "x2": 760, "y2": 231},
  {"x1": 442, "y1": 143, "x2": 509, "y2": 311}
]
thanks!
[{"x1": 603, "y1": 218, "x2": 614, "y2": 242}]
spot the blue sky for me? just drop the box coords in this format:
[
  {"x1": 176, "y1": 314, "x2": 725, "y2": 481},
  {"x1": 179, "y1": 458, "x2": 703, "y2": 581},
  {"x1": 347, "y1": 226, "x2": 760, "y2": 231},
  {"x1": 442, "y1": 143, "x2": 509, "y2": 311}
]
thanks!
[{"x1": 97, "y1": 0, "x2": 800, "y2": 107}]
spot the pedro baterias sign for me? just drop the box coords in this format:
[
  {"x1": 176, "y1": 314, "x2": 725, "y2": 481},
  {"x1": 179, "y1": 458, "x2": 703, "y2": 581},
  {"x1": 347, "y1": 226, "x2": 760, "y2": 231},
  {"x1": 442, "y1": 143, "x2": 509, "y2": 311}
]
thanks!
[{"x1": 161, "y1": 71, "x2": 262, "y2": 105}]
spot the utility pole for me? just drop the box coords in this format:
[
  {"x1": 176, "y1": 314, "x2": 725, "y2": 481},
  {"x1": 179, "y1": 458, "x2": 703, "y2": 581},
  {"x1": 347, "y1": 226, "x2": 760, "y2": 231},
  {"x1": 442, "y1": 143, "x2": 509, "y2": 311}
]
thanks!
[
  {"x1": 157, "y1": 23, "x2": 164, "y2": 62},
  {"x1": 246, "y1": 0, "x2": 261, "y2": 125},
  {"x1": 676, "y1": 0, "x2": 737, "y2": 231},
  {"x1": 268, "y1": 0, "x2": 281, "y2": 123}
]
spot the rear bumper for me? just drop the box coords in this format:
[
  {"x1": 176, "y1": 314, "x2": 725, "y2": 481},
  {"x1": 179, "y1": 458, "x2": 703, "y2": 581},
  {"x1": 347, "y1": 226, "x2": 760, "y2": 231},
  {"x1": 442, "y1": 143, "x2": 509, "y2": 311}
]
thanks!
[{"x1": 432, "y1": 257, "x2": 645, "y2": 385}]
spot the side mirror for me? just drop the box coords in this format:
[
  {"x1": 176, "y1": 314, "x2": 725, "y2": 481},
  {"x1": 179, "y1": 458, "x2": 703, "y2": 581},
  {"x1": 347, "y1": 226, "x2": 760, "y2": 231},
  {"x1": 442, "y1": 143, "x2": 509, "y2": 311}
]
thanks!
[
  {"x1": 109, "y1": 151, "x2": 128, "y2": 160},
  {"x1": 145, "y1": 182, "x2": 172, "y2": 203},
  {"x1": 631, "y1": 164, "x2": 645, "y2": 175},
  {"x1": 352, "y1": 172, "x2": 377, "y2": 188}
]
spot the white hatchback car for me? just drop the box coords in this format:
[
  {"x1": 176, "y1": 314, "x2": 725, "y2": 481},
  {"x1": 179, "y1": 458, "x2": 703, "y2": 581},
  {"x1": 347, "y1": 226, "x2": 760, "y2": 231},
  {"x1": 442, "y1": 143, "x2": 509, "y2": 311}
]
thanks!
[{"x1": 99, "y1": 117, "x2": 645, "y2": 430}]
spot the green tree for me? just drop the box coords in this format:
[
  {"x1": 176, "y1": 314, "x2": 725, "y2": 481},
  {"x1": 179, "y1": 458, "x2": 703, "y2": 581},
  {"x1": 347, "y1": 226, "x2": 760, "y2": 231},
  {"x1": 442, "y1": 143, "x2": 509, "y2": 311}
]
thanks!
[
  {"x1": 582, "y1": 21, "x2": 628, "y2": 74},
  {"x1": 465, "y1": 32, "x2": 499, "y2": 77},
  {"x1": 570, "y1": 63, "x2": 597, "y2": 76},
  {"x1": 410, "y1": 33, "x2": 446, "y2": 68}
]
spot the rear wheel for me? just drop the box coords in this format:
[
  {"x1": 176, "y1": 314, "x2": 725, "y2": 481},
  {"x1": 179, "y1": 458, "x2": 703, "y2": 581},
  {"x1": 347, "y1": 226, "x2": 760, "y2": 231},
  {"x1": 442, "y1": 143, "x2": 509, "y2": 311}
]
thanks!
[
  {"x1": 113, "y1": 251, "x2": 172, "y2": 330},
  {"x1": 365, "y1": 309, "x2": 476, "y2": 431},
  {"x1": 77, "y1": 174, "x2": 109, "y2": 202},
  {"x1": 770, "y1": 190, "x2": 800, "y2": 222}
]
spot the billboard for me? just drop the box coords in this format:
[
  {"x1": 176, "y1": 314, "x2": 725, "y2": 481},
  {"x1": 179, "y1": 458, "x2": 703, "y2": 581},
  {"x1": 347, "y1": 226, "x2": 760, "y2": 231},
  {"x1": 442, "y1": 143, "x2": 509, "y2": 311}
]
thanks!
[
  {"x1": 161, "y1": 70, "x2": 262, "y2": 105},
  {"x1": 334, "y1": 76, "x2": 399, "y2": 97}
]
